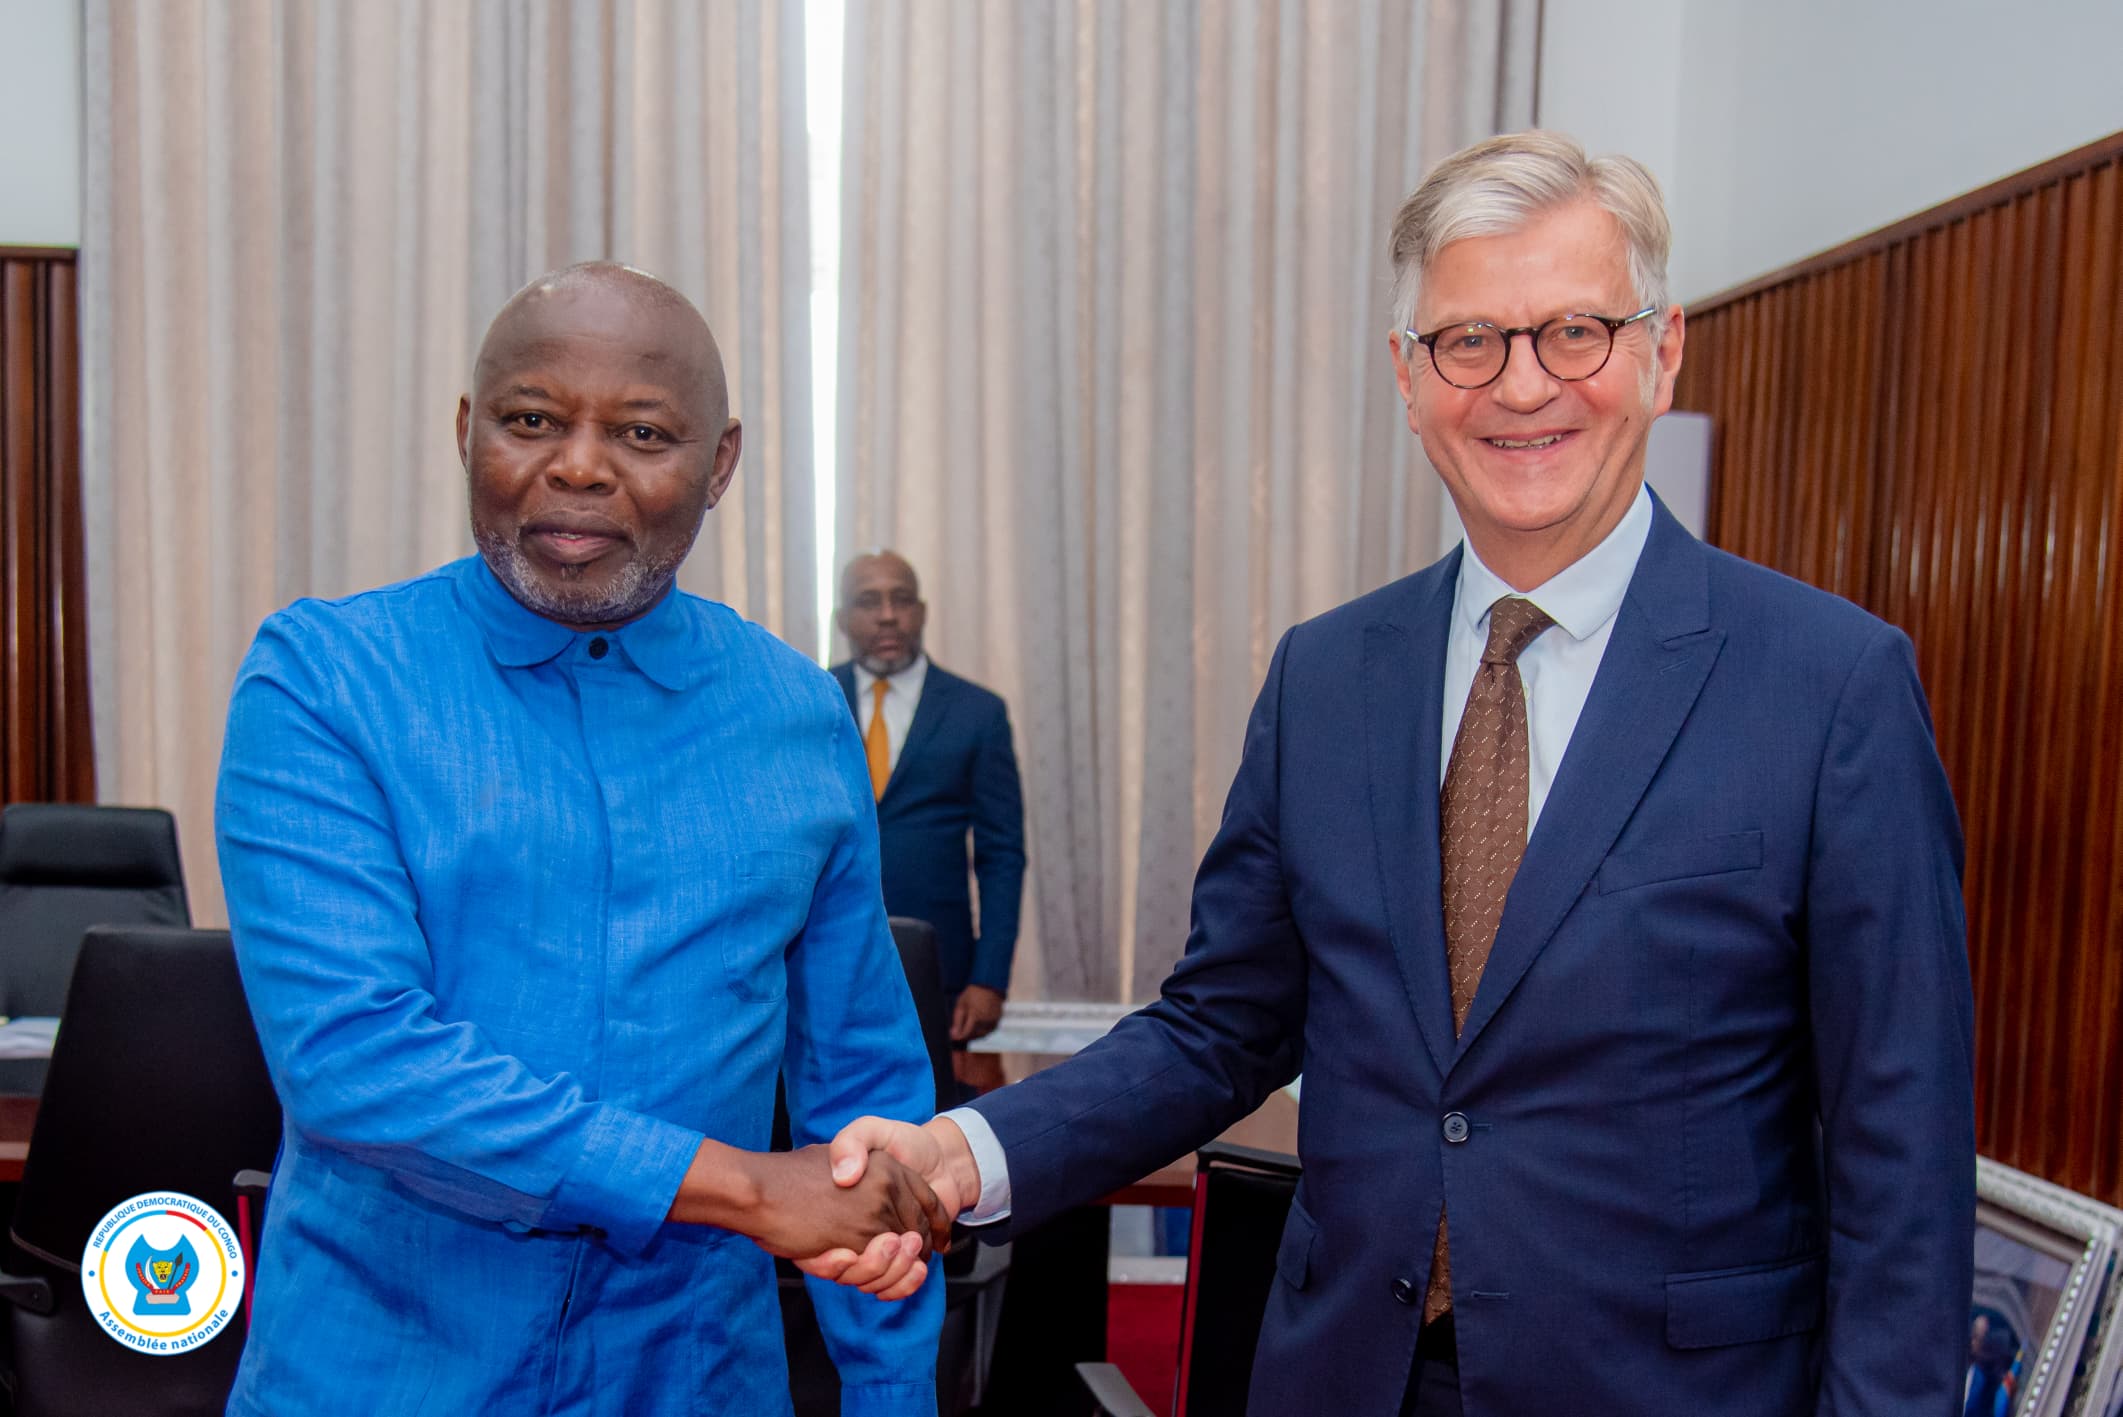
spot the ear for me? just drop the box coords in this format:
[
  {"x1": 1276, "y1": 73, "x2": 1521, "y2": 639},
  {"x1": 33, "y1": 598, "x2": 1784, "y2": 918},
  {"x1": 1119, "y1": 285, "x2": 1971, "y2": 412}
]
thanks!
[
  {"x1": 1649, "y1": 305, "x2": 1685, "y2": 418},
  {"x1": 456, "y1": 395, "x2": 472, "y2": 467},
  {"x1": 704, "y1": 419, "x2": 743, "y2": 508},
  {"x1": 1387, "y1": 332, "x2": 1421, "y2": 437}
]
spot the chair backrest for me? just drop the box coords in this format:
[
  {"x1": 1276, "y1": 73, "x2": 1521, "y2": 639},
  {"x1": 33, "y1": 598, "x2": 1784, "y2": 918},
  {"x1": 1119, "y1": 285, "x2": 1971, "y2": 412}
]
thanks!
[
  {"x1": 886, "y1": 915, "x2": 956, "y2": 1114},
  {"x1": 13, "y1": 925, "x2": 281, "y2": 1266},
  {"x1": 1173, "y1": 1142, "x2": 1301, "y2": 1417},
  {"x1": 5, "y1": 926, "x2": 281, "y2": 1417},
  {"x1": 0, "y1": 804, "x2": 190, "y2": 1018}
]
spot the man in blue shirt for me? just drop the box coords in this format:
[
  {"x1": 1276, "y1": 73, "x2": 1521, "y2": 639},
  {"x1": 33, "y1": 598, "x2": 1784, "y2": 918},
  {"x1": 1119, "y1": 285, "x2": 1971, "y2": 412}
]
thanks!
[{"x1": 217, "y1": 263, "x2": 947, "y2": 1416}]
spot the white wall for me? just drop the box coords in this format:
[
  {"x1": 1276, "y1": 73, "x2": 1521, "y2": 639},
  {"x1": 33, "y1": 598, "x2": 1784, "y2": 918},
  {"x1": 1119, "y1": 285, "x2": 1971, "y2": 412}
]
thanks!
[
  {"x1": 1541, "y1": 0, "x2": 2123, "y2": 303},
  {"x1": 1537, "y1": 0, "x2": 1686, "y2": 238},
  {"x1": 0, "y1": 0, "x2": 83, "y2": 247}
]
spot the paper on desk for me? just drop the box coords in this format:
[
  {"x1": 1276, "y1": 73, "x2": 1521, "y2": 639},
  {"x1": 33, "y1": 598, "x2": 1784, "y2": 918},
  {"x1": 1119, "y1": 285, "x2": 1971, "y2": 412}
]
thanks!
[{"x1": 0, "y1": 1017, "x2": 58, "y2": 1059}]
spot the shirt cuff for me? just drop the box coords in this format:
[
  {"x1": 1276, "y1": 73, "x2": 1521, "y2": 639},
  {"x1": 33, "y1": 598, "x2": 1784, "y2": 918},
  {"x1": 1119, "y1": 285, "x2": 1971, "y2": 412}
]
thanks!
[
  {"x1": 544, "y1": 1104, "x2": 705, "y2": 1257},
  {"x1": 941, "y1": 1106, "x2": 1012, "y2": 1223}
]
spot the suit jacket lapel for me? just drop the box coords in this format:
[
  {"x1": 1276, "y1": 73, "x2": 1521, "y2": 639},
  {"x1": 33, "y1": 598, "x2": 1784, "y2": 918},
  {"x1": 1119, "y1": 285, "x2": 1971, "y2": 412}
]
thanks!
[
  {"x1": 1364, "y1": 557, "x2": 1461, "y2": 1080},
  {"x1": 1454, "y1": 499, "x2": 1725, "y2": 1060},
  {"x1": 884, "y1": 665, "x2": 954, "y2": 803},
  {"x1": 833, "y1": 663, "x2": 859, "y2": 719}
]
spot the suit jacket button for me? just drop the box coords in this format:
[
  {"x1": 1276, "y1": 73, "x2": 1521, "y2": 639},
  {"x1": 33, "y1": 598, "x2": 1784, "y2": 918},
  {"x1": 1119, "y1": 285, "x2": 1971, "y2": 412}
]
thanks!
[
  {"x1": 1391, "y1": 1277, "x2": 1418, "y2": 1305},
  {"x1": 1441, "y1": 1112, "x2": 1471, "y2": 1144}
]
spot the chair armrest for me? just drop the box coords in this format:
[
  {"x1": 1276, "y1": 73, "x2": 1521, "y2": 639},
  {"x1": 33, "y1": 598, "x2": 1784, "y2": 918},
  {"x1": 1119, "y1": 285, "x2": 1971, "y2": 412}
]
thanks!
[
  {"x1": 1195, "y1": 1140, "x2": 1300, "y2": 1177},
  {"x1": 0, "y1": 1270, "x2": 53, "y2": 1315},
  {"x1": 944, "y1": 1236, "x2": 1009, "y2": 1288},
  {"x1": 1075, "y1": 1362, "x2": 1156, "y2": 1417}
]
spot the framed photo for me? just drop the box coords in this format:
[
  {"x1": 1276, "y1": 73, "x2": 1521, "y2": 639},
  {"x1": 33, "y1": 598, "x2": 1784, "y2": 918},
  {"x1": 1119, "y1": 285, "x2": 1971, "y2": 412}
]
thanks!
[
  {"x1": 1971, "y1": 1158, "x2": 2123, "y2": 1417},
  {"x1": 2072, "y1": 1244, "x2": 2123, "y2": 1417}
]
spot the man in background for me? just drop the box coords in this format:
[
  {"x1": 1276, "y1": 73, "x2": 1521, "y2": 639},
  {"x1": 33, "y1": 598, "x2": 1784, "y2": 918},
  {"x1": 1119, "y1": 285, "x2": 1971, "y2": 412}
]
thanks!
[
  {"x1": 832, "y1": 552, "x2": 1025, "y2": 1056},
  {"x1": 218, "y1": 263, "x2": 948, "y2": 1416},
  {"x1": 826, "y1": 132, "x2": 1976, "y2": 1415}
]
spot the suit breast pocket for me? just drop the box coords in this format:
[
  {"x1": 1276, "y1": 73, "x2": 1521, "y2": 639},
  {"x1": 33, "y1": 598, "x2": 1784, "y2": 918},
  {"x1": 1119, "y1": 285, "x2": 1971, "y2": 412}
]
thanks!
[
  {"x1": 722, "y1": 850, "x2": 818, "y2": 1001},
  {"x1": 1598, "y1": 830, "x2": 1763, "y2": 894}
]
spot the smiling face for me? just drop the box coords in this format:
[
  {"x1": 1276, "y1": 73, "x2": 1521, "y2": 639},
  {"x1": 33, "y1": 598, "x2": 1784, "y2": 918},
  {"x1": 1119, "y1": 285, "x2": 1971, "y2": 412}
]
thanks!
[
  {"x1": 1390, "y1": 199, "x2": 1683, "y2": 589},
  {"x1": 457, "y1": 266, "x2": 741, "y2": 630}
]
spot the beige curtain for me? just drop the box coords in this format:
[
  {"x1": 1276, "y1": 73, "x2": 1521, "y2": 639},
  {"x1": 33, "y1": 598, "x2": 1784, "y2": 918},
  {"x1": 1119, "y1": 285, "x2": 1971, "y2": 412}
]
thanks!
[
  {"x1": 837, "y1": 0, "x2": 1538, "y2": 1000},
  {"x1": 82, "y1": 0, "x2": 814, "y2": 921}
]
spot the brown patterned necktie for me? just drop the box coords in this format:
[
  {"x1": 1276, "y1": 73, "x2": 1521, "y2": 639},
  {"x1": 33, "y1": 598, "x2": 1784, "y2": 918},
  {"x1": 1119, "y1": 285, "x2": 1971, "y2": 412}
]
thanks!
[{"x1": 1425, "y1": 594, "x2": 1553, "y2": 1325}]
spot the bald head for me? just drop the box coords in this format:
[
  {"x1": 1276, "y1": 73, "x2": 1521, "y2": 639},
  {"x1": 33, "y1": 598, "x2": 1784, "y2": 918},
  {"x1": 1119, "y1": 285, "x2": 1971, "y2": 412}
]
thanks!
[
  {"x1": 475, "y1": 262, "x2": 730, "y2": 432},
  {"x1": 839, "y1": 550, "x2": 920, "y2": 607},
  {"x1": 837, "y1": 551, "x2": 927, "y2": 675}
]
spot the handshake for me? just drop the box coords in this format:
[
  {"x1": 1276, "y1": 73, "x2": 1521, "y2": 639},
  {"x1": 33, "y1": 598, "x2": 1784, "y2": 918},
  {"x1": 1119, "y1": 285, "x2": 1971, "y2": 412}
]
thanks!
[{"x1": 671, "y1": 1116, "x2": 981, "y2": 1302}]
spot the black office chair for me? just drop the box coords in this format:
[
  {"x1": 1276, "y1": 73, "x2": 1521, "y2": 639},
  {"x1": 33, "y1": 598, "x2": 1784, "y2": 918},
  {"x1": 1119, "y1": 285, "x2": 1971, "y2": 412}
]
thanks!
[
  {"x1": 781, "y1": 916, "x2": 1011, "y2": 1416},
  {"x1": 1077, "y1": 1141, "x2": 1302, "y2": 1417},
  {"x1": 0, "y1": 926, "x2": 282, "y2": 1417},
  {"x1": 889, "y1": 915, "x2": 960, "y2": 1114},
  {"x1": 0, "y1": 804, "x2": 190, "y2": 1097}
]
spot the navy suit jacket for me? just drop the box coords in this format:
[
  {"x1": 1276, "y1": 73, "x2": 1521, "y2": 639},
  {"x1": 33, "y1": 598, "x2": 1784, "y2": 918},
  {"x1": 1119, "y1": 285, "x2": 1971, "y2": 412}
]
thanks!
[
  {"x1": 831, "y1": 661, "x2": 1025, "y2": 996},
  {"x1": 971, "y1": 496, "x2": 1975, "y2": 1415}
]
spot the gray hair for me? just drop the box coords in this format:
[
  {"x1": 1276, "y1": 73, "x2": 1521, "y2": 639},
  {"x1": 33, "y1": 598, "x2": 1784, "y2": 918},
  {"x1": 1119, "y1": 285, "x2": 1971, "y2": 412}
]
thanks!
[{"x1": 1389, "y1": 130, "x2": 1671, "y2": 348}]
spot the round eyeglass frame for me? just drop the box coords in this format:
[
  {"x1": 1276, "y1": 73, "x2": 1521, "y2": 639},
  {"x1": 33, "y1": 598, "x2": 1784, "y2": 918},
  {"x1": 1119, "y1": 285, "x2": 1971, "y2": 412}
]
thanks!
[{"x1": 1405, "y1": 306, "x2": 1659, "y2": 390}]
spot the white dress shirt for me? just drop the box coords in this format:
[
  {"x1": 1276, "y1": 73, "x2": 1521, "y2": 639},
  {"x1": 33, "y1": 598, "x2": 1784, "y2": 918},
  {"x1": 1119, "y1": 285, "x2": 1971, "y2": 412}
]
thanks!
[
  {"x1": 854, "y1": 655, "x2": 929, "y2": 773},
  {"x1": 947, "y1": 485, "x2": 1657, "y2": 1221},
  {"x1": 1441, "y1": 483, "x2": 1653, "y2": 834}
]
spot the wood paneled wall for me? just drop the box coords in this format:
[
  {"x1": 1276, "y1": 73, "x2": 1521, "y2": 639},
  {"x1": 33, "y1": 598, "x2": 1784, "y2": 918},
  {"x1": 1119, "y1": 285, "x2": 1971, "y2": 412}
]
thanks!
[
  {"x1": 0, "y1": 249, "x2": 95, "y2": 805},
  {"x1": 1672, "y1": 133, "x2": 2123, "y2": 1206}
]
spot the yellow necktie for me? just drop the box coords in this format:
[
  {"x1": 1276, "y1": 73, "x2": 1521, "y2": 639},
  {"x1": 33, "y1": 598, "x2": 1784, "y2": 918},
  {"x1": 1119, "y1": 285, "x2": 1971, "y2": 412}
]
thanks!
[{"x1": 865, "y1": 678, "x2": 892, "y2": 800}]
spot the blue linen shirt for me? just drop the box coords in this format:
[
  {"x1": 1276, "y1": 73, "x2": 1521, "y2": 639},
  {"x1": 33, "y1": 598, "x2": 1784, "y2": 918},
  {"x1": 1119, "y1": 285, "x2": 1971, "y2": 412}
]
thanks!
[{"x1": 215, "y1": 556, "x2": 940, "y2": 1416}]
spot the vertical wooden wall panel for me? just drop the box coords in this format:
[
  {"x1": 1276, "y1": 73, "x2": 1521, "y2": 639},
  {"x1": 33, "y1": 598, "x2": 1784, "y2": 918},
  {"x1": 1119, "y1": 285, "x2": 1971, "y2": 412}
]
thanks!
[
  {"x1": 0, "y1": 249, "x2": 95, "y2": 806},
  {"x1": 1673, "y1": 132, "x2": 2123, "y2": 1206}
]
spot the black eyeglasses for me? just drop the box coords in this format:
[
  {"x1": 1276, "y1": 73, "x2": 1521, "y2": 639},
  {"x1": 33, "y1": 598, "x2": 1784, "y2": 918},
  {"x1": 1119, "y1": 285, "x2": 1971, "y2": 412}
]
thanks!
[{"x1": 1406, "y1": 307, "x2": 1658, "y2": 389}]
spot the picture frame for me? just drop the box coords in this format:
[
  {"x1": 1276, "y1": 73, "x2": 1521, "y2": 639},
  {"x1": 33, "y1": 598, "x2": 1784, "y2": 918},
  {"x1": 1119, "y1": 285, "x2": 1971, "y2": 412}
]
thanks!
[
  {"x1": 2071, "y1": 1242, "x2": 2123, "y2": 1417},
  {"x1": 1972, "y1": 1157, "x2": 2123, "y2": 1417}
]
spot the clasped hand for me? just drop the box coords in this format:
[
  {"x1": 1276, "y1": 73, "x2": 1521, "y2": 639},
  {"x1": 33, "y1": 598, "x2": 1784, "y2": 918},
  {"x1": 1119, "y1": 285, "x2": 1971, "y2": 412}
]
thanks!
[
  {"x1": 746, "y1": 1144, "x2": 951, "y2": 1301},
  {"x1": 676, "y1": 1123, "x2": 977, "y2": 1301},
  {"x1": 670, "y1": 1139, "x2": 954, "y2": 1302},
  {"x1": 791, "y1": 1116, "x2": 982, "y2": 1298}
]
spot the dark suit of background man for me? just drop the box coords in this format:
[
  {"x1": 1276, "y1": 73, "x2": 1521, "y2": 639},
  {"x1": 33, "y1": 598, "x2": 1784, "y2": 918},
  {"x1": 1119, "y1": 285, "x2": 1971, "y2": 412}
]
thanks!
[
  {"x1": 826, "y1": 131, "x2": 1977, "y2": 1415},
  {"x1": 831, "y1": 552, "x2": 1026, "y2": 1048}
]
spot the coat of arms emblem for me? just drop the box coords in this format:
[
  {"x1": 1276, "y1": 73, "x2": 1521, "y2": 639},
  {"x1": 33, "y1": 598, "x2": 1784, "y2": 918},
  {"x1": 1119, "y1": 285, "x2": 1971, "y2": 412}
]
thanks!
[{"x1": 123, "y1": 1233, "x2": 201, "y2": 1315}]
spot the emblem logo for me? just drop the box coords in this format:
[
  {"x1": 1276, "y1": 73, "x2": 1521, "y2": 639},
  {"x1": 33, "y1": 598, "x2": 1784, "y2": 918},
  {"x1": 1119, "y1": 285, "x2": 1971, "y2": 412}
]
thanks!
[{"x1": 80, "y1": 1192, "x2": 245, "y2": 1354}]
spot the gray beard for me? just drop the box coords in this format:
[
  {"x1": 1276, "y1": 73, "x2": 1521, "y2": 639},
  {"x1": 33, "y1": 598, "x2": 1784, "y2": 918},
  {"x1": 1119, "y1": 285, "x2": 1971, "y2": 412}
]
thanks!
[
  {"x1": 476, "y1": 529, "x2": 684, "y2": 628},
  {"x1": 857, "y1": 646, "x2": 920, "y2": 677}
]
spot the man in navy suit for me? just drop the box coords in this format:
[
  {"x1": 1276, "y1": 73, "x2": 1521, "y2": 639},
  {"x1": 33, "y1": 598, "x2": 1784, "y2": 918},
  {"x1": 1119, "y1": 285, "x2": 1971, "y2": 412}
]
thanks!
[
  {"x1": 831, "y1": 551, "x2": 1026, "y2": 1046},
  {"x1": 818, "y1": 133, "x2": 1975, "y2": 1414}
]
